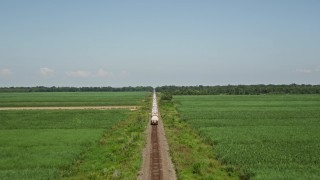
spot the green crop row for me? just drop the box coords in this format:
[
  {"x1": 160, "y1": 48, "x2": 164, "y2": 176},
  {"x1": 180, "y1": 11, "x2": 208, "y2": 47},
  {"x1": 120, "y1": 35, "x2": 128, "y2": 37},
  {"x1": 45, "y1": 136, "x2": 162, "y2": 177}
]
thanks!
[
  {"x1": 174, "y1": 95, "x2": 320, "y2": 179},
  {"x1": 0, "y1": 92, "x2": 148, "y2": 107},
  {"x1": 0, "y1": 110, "x2": 128, "y2": 129}
]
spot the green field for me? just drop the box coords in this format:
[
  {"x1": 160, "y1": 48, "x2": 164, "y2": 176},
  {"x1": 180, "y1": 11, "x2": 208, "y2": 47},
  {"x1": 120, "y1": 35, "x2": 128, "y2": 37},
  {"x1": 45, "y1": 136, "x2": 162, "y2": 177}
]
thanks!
[
  {"x1": 0, "y1": 92, "x2": 150, "y2": 179},
  {"x1": 0, "y1": 110, "x2": 128, "y2": 179},
  {"x1": 0, "y1": 92, "x2": 147, "y2": 107},
  {"x1": 174, "y1": 95, "x2": 320, "y2": 179}
]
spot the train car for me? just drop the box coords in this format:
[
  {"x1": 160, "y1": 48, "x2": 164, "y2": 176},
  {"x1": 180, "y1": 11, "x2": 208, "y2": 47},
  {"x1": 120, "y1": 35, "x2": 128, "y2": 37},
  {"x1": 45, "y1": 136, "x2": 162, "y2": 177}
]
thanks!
[
  {"x1": 152, "y1": 111, "x2": 158, "y2": 116},
  {"x1": 151, "y1": 92, "x2": 159, "y2": 125},
  {"x1": 151, "y1": 115, "x2": 159, "y2": 125},
  {"x1": 152, "y1": 110, "x2": 158, "y2": 116}
]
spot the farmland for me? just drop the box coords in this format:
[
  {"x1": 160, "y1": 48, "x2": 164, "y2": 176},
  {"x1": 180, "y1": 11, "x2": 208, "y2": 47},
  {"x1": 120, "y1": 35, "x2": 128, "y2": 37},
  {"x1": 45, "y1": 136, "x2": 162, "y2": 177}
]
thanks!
[
  {"x1": 0, "y1": 92, "x2": 150, "y2": 179},
  {"x1": 0, "y1": 92, "x2": 146, "y2": 107},
  {"x1": 173, "y1": 95, "x2": 320, "y2": 179}
]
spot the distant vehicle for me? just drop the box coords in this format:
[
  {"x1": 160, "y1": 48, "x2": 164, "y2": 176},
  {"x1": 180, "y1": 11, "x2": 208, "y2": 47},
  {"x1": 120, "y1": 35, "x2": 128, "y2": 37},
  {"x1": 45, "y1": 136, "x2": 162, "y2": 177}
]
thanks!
[{"x1": 151, "y1": 115, "x2": 159, "y2": 125}]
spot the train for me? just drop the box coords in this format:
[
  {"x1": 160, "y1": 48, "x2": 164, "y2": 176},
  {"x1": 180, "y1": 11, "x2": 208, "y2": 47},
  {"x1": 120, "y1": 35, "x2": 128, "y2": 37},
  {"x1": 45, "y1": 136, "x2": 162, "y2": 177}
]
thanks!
[
  {"x1": 151, "y1": 90, "x2": 159, "y2": 125},
  {"x1": 151, "y1": 115, "x2": 159, "y2": 125}
]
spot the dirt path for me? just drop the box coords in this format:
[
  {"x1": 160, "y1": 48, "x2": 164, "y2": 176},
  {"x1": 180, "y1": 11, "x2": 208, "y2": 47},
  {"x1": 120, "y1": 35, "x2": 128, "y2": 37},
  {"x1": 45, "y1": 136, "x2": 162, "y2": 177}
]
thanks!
[
  {"x1": 0, "y1": 106, "x2": 139, "y2": 111},
  {"x1": 138, "y1": 113, "x2": 176, "y2": 180}
]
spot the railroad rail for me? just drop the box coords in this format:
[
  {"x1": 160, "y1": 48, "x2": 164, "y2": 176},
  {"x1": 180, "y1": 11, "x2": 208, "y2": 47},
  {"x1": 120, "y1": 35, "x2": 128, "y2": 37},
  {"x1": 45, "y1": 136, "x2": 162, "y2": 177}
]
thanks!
[{"x1": 151, "y1": 125, "x2": 162, "y2": 179}]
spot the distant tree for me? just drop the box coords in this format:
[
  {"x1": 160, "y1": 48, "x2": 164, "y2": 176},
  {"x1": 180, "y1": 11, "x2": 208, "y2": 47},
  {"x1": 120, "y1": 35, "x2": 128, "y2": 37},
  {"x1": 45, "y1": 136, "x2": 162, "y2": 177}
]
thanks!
[
  {"x1": 161, "y1": 92, "x2": 173, "y2": 101},
  {"x1": 0, "y1": 86, "x2": 153, "y2": 93},
  {"x1": 156, "y1": 84, "x2": 320, "y2": 95}
]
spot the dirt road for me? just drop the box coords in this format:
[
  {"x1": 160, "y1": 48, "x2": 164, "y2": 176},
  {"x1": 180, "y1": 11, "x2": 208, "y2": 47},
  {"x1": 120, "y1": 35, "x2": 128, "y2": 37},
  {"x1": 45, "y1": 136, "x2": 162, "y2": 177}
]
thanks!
[{"x1": 0, "y1": 106, "x2": 139, "y2": 111}]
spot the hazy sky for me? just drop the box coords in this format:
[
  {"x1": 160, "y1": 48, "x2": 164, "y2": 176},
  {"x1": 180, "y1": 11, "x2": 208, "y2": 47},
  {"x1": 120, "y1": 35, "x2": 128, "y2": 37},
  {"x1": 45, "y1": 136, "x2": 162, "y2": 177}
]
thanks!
[{"x1": 1, "y1": 0, "x2": 319, "y2": 87}]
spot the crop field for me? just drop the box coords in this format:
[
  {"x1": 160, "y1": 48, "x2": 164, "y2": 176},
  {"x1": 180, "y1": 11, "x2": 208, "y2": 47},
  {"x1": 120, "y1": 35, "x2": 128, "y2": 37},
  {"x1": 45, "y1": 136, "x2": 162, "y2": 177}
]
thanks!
[
  {"x1": 174, "y1": 95, "x2": 320, "y2": 179},
  {"x1": 0, "y1": 92, "x2": 147, "y2": 107},
  {"x1": 0, "y1": 110, "x2": 128, "y2": 179},
  {"x1": 0, "y1": 92, "x2": 150, "y2": 179}
]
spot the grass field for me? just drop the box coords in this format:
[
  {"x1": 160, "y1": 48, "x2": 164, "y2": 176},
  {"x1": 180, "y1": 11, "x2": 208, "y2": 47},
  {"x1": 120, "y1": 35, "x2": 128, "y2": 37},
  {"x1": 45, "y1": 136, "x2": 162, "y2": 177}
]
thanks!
[
  {"x1": 0, "y1": 92, "x2": 147, "y2": 107},
  {"x1": 174, "y1": 95, "x2": 320, "y2": 179},
  {"x1": 0, "y1": 92, "x2": 150, "y2": 179}
]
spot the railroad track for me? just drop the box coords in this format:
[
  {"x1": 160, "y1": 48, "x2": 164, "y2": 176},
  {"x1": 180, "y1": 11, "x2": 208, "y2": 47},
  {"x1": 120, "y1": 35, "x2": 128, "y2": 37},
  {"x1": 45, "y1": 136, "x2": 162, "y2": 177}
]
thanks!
[
  {"x1": 150, "y1": 125, "x2": 162, "y2": 180},
  {"x1": 138, "y1": 89, "x2": 176, "y2": 180}
]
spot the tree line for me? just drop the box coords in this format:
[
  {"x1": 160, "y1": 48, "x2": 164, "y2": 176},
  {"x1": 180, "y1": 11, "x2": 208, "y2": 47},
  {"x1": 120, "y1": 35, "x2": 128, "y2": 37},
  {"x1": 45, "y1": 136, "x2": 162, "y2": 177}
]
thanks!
[
  {"x1": 156, "y1": 84, "x2": 320, "y2": 95},
  {"x1": 1, "y1": 84, "x2": 320, "y2": 94},
  {"x1": 0, "y1": 86, "x2": 153, "y2": 93}
]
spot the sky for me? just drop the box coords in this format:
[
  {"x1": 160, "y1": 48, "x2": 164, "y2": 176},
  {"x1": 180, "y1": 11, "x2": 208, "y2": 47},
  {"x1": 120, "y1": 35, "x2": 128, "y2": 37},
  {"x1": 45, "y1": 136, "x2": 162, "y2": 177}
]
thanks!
[{"x1": 1, "y1": 0, "x2": 319, "y2": 87}]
